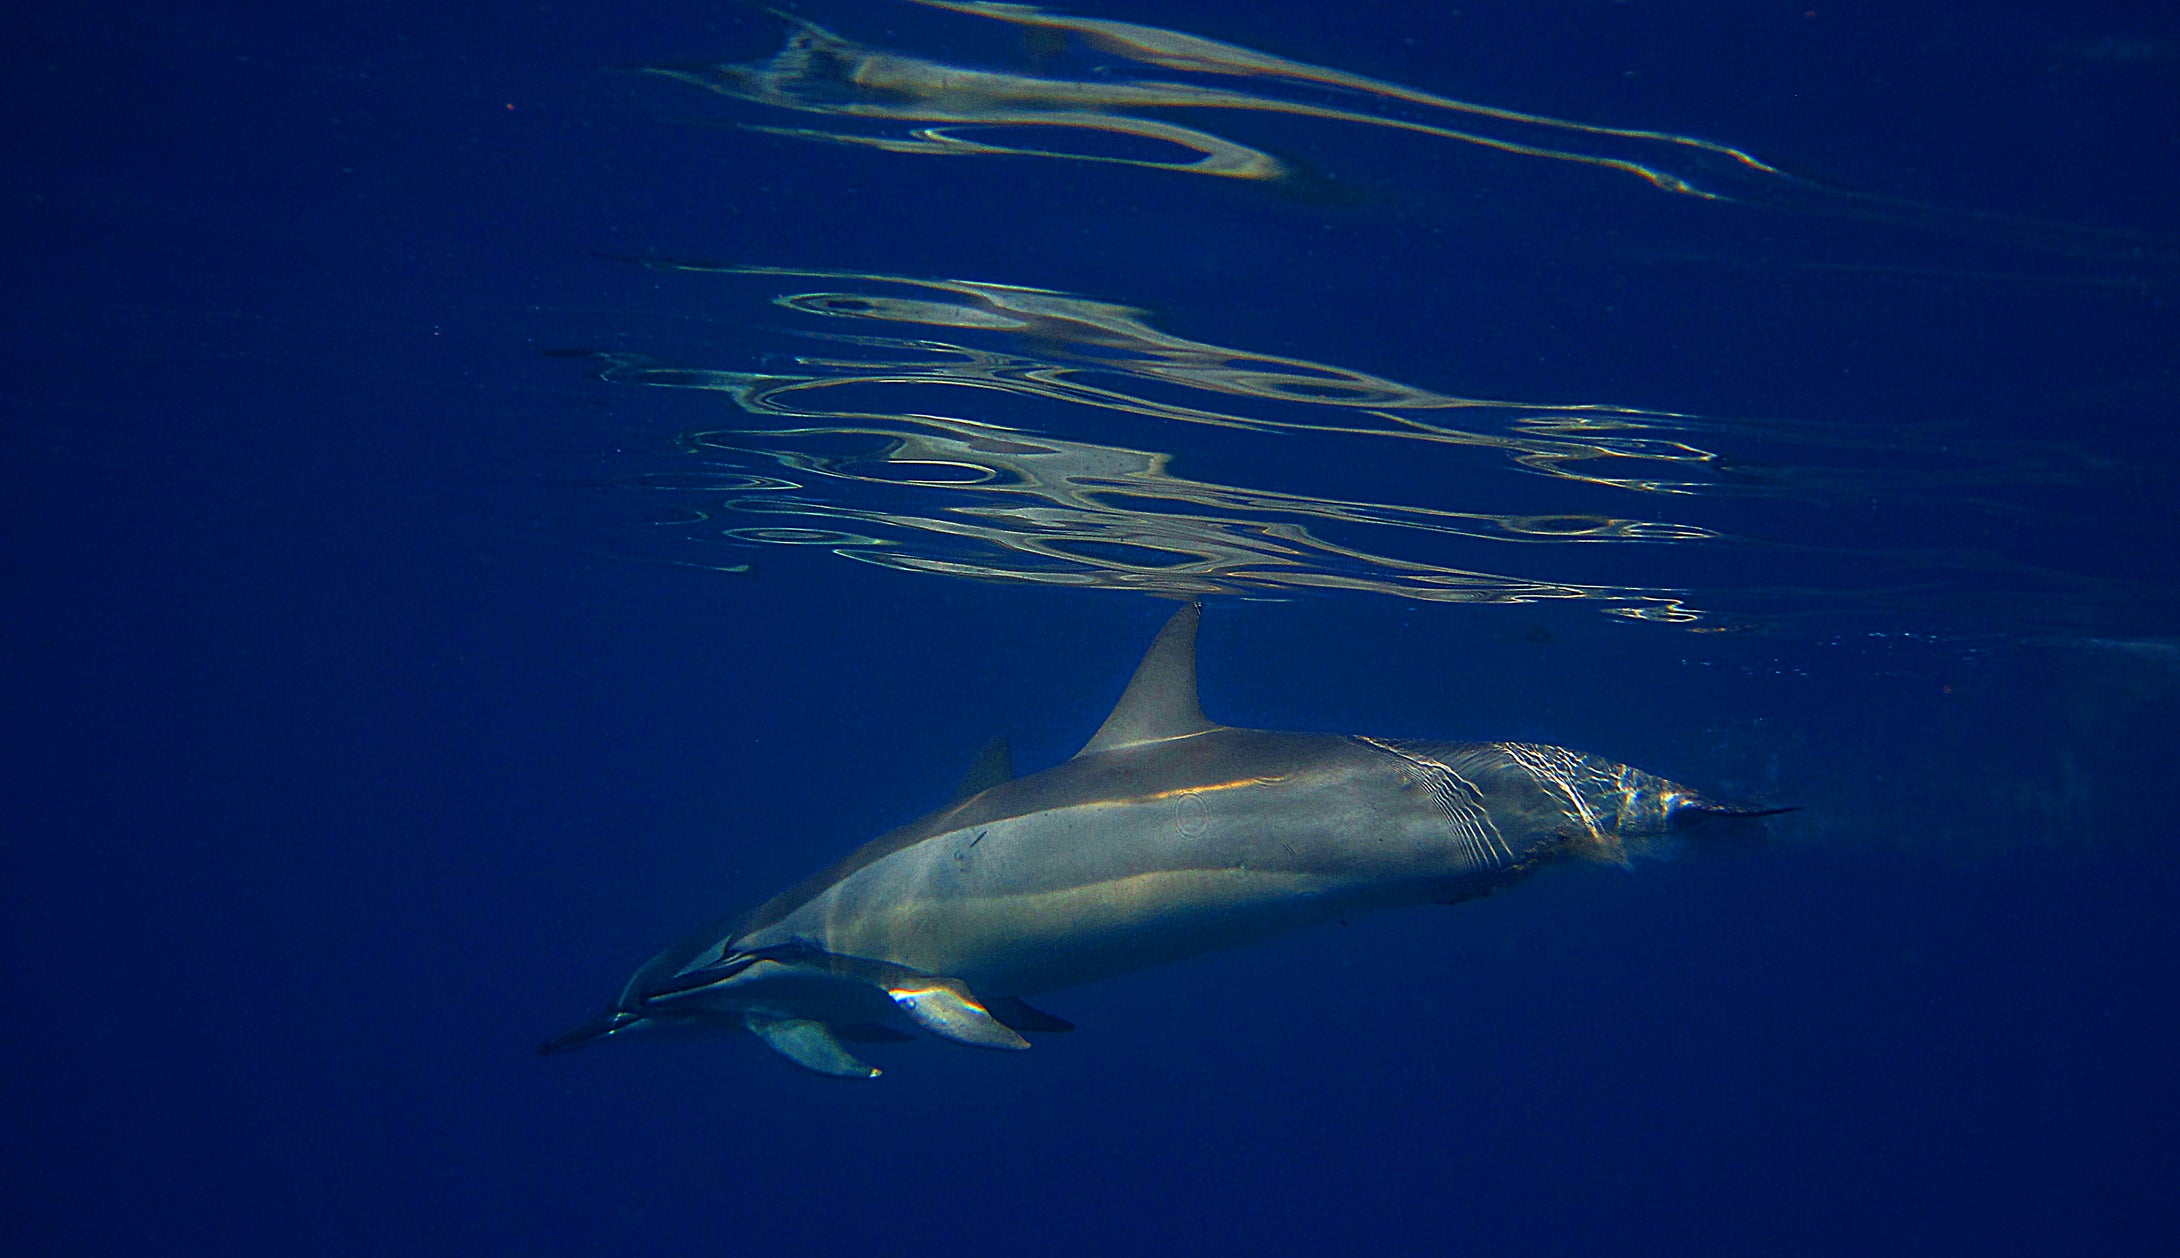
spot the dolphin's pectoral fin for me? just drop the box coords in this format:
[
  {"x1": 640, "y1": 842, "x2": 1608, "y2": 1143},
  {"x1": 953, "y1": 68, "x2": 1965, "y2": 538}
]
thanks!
[
  {"x1": 887, "y1": 979, "x2": 1033, "y2": 1050},
  {"x1": 737, "y1": 941, "x2": 1035, "y2": 1050},
  {"x1": 744, "y1": 1013, "x2": 882, "y2": 1078},
  {"x1": 986, "y1": 995, "x2": 1076, "y2": 1034}
]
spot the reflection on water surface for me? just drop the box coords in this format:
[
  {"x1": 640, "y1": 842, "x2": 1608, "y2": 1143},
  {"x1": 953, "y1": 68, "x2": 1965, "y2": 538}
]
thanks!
[
  {"x1": 654, "y1": 0, "x2": 1803, "y2": 198},
  {"x1": 576, "y1": 265, "x2": 1746, "y2": 618},
  {"x1": 566, "y1": 2, "x2": 2170, "y2": 633},
  {"x1": 563, "y1": 262, "x2": 2142, "y2": 631}
]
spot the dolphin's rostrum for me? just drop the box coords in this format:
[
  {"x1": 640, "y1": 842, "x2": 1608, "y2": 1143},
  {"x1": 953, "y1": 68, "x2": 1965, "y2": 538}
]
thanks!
[{"x1": 543, "y1": 605, "x2": 1783, "y2": 1076}]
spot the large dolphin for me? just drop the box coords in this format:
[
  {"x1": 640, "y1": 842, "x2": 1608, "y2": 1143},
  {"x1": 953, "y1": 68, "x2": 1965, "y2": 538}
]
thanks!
[{"x1": 543, "y1": 605, "x2": 1782, "y2": 1076}]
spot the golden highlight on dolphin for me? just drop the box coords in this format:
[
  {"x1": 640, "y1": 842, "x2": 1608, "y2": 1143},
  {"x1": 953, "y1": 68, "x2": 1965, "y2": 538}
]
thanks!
[{"x1": 542, "y1": 605, "x2": 1787, "y2": 1076}]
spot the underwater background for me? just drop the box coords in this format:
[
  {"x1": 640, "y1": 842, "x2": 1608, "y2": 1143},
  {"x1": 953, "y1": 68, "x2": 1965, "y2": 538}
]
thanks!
[{"x1": 6, "y1": 0, "x2": 2178, "y2": 1252}]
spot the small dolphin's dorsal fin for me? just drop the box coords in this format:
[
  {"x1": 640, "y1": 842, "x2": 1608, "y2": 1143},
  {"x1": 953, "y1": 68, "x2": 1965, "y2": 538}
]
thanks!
[
  {"x1": 950, "y1": 736, "x2": 1014, "y2": 803},
  {"x1": 1077, "y1": 603, "x2": 1217, "y2": 757}
]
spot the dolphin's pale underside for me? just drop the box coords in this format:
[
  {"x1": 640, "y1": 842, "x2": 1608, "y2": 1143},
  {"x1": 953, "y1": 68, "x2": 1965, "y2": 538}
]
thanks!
[{"x1": 543, "y1": 605, "x2": 1782, "y2": 1077}]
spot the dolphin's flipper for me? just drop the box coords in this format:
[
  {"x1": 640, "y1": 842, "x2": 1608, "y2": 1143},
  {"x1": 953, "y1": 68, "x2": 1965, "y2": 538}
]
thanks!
[
  {"x1": 987, "y1": 995, "x2": 1076, "y2": 1034},
  {"x1": 886, "y1": 979, "x2": 1032, "y2": 1049},
  {"x1": 745, "y1": 1013, "x2": 882, "y2": 1078},
  {"x1": 721, "y1": 940, "x2": 1036, "y2": 1051}
]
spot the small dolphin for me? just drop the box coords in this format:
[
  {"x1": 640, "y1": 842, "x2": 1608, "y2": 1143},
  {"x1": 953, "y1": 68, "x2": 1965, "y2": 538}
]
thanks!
[{"x1": 544, "y1": 605, "x2": 1784, "y2": 1076}]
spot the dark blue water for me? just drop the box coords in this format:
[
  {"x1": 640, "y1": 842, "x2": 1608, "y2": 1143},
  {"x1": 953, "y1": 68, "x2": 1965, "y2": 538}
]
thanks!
[{"x1": 7, "y1": 1, "x2": 2178, "y2": 1253}]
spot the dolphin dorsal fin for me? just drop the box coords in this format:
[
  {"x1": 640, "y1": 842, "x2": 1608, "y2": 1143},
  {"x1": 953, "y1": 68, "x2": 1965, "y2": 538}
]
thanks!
[
  {"x1": 1077, "y1": 603, "x2": 1217, "y2": 757},
  {"x1": 950, "y1": 736, "x2": 1014, "y2": 803}
]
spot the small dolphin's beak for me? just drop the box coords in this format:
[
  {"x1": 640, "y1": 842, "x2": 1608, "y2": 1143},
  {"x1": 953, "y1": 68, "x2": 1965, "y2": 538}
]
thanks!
[
  {"x1": 537, "y1": 1009, "x2": 647, "y2": 1056},
  {"x1": 1674, "y1": 800, "x2": 1800, "y2": 827}
]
